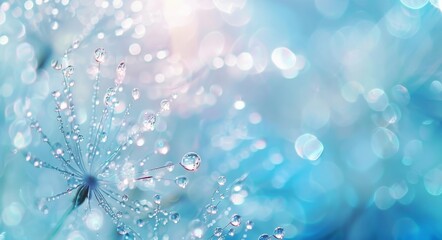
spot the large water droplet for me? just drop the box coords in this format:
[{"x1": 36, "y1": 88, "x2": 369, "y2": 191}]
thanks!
[
  {"x1": 94, "y1": 48, "x2": 106, "y2": 63},
  {"x1": 180, "y1": 152, "x2": 201, "y2": 171},
  {"x1": 294, "y1": 133, "x2": 324, "y2": 161},
  {"x1": 371, "y1": 127, "x2": 399, "y2": 159}
]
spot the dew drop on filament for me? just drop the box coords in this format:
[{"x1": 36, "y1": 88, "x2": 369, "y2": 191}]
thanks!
[
  {"x1": 94, "y1": 48, "x2": 106, "y2": 63},
  {"x1": 180, "y1": 152, "x2": 201, "y2": 171}
]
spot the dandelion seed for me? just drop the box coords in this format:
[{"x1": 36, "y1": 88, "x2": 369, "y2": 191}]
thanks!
[{"x1": 22, "y1": 48, "x2": 201, "y2": 239}]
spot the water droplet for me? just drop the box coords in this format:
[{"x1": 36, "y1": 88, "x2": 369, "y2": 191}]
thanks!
[
  {"x1": 371, "y1": 127, "x2": 399, "y2": 159},
  {"x1": 94, "y1": 48, "x2": 106, "y2": 63},
  {"x1": 122, "y1": 194, "x2": 129, "y2": 202},
  {"x1": 143, "y1": 113, "x2": 156, "y2": 131},
  {"x1": 271, "y1": 47, "x2": 297, "y2": 70},
  {"x1": 205, "y1": 204, "x2": 218, "y2": 215},
  {"x1": 294, "y1": 133, "x2": 324, "y2": 161},
  {"x1": 246, "y1": 220, "x2": 253, "y2": 230},
  {"x1": 155, "y1": 139, "x2": 169, "y2": 155},
  {"x1": 132, "y1": 88, "x2": 140, "y2": 100},
  {"x1": 228, "y1": 228, "x2": 235, "y2": 236},
  {"x1": 273, "y1": 227, "x2": 285, "y2": 239},
  {"x1": 259, "y1": 234, "x2": 272, "y2": 240},
  {"x1": 116, "y1": 61, "x2": 126, "y2": 82},
  {"x1": 169, "y1": 212, "x2": 180, "y2": 223},
  {"x1": 103, "y1": 88, "x2": 117, "y2": 107},
  {"x1": 160, "y1": 99, "x2": 170, "y2": 111},
  {"x1": 51, "y1": 59, "x2": 62, "y2": 70},
  {"x1": 180, "y1": 152, "x2": 201, "y2": 171},
  {"x1": 214, "y1": 227, "x2": 223, "y2": 237},
  {"x1": 217, "y1": 176, "x2": 226, "y2": 186},
  {"x1": 63, "y1": 65, "x2": 74, "y2": 78},
  {"x1": 230, "y1": 214, "x2": 241, "y2": 227},
  {"x1": 153, "y1": 194, "x2": 161, "y2": 205},
  {"x1": 39, "y1": 205, "x2": 49, "y2": 215},
  {"x1": 175, "y1": 176, "x2": 188, "y2": 188},
  {"x1": 136, "y1": 219, "x2": 144, "y2": 227},
  {"x1": 165, "y1": 161, "x2": 174, "y2": 172},
  {"x1": 72, "y1": 40, "x2": 80, "y2": 49}
]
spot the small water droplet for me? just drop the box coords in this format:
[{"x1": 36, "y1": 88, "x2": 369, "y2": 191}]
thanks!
[
  {"x1": 153, "y1": 194, "x2": 161, "y2": 205},
  {"x1": 175, "y1": 176, "x2": 188, "y2": 188},
  {"x1": 217, "y1": 176, "x2": 226, "y2": 186},
  {"x1": 143, "y1": 113, "x2": 156, "y2": 131},
  {"x1": 259, "y1": 234, "x2": 272, "y2": 240},
  {"x1": 246, "y1": 220, "x2": 253, "y2": 230},
  {"x1": 214, "y1": 227, "x2": 223, "y2": 237},
  {"x1": 180, "y1": 152, "x2": 201, "y2": 171},
  {"x1": 116, "y1": 61, "x2": 126, "y2": 83},
  {"x1": 205, "y1": 204, "x2": 218, "y2": 215},
  {"x1": 94, "y1": 48, "x2": 106, "y2": 63},
  {"x1": 72, "y1": 40, "x2": 80, "y2": 49},
  {"x1": 169, "y1": 212, "x2": 180, "y2": 223},
  {"x1": 294, "y1": 133, "x2": 324, "y2": 161},
  {"x1": 132, "y1": 88, "x2": 140, "y2": 100},
  {"x1": 160, "y1": 99, "x2": 170, "y2": 111},
  {"x1": 51, "y1": 59, "x2": 62, "y2": 70},
  {"x1": 273, "y1": 227, "x2": 285, "y2": 239},
  {"x1": 230, "y1": 214, "x2": 241, "y2": 227},
  {"x1": 136, "y1": 219, "x2": 144, "y2": 227},
  {"x1": 122, "y1": 194, "x2": 129, "y2": 202},
  {"x1": 63, "y1": 65, "x2": 74, "y2": 78}
]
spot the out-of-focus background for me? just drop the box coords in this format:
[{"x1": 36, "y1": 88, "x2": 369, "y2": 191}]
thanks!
[{"x1": 2, "y1": 0, "x2": 442, "y2": 239}]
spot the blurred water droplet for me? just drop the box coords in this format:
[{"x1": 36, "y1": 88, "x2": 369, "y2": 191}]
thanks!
[
  {"x1": 366, "y1": 88, "x2": 389, "y2": 111},
  {"x1": 390, "y1": 84, "x2": 410, "y2": 105},
  {"x1": 371, "y1": 127, "x2": 399, "y2": 159},
  {"x1": 271, "y1": 47, "x2": 297, "y2": 70},
  {"x1": 294, "y1": 133, "x2": 324, "y2": 161},
  {"x1": 180, "y1": 152, "x2": 201, "y2": 171}
]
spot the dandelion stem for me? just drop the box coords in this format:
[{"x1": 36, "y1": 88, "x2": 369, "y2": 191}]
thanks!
[{"x1": 45, "y1": 204, "x2": 75, "y2": 240}]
